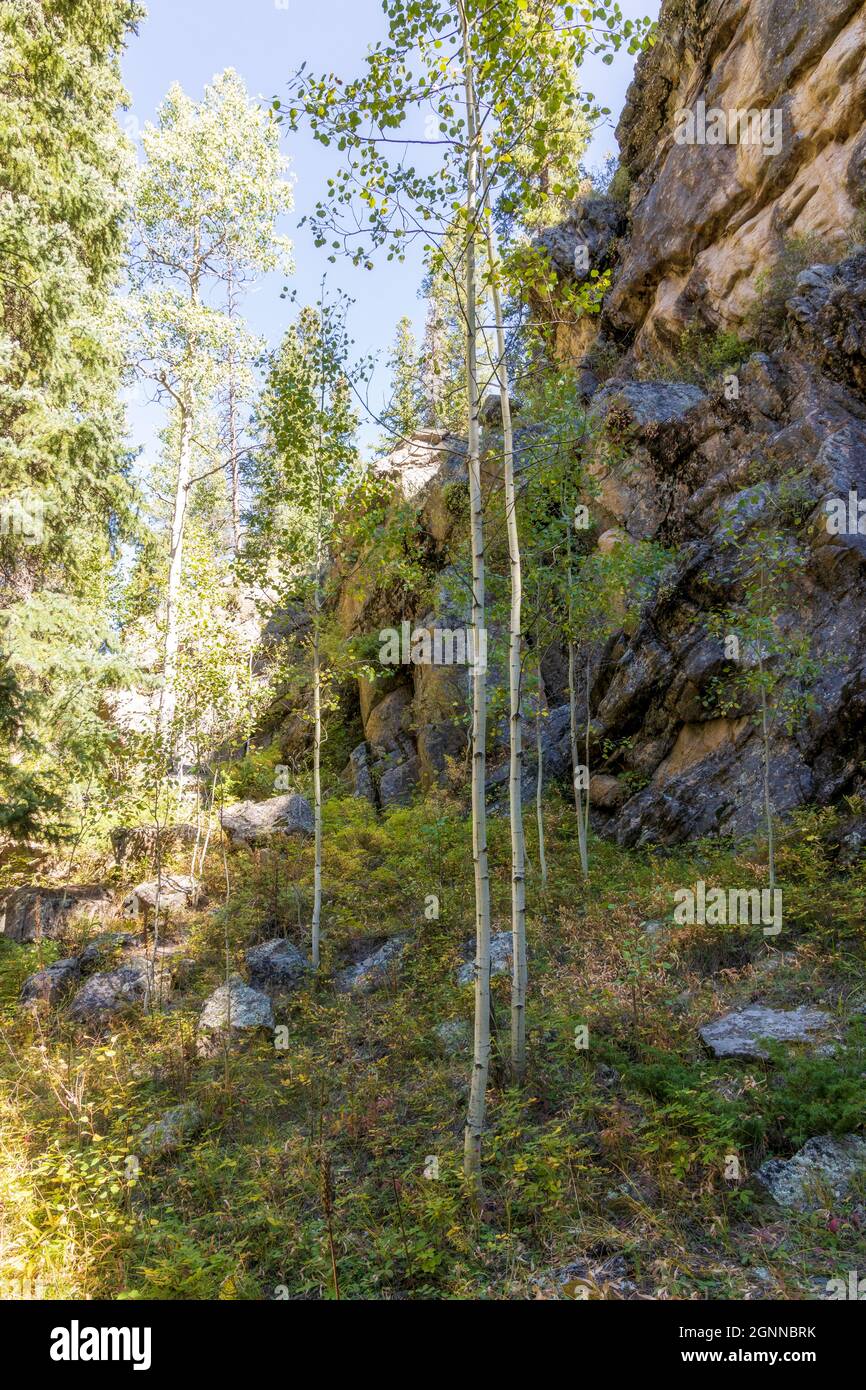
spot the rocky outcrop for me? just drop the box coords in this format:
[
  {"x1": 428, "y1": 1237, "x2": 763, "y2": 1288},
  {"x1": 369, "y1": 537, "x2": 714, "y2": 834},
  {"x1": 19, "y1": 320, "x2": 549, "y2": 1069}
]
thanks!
[
  {"x1": 335, "y1": 935, "x2": 408, "y2": 994},
  {"x1": 755, "y1": 1134, "x2": 866, "y2": 1209},
  {"x1": 457, "y1": 930, "x2": 514, "y2": 986},
  {"x1": 123, "y1": 876, "x2": 200, "y2": 917},
  {"x1": 221, "y1": 793, "x2": 314, "y2": 847},
  {"x1": 110, "y1": 822, "x2": 198, "y2": 867},
  {"x1": 786, "y1": 248, "x2": 866, "y2": 395},
  {"x1": 262, "y1": 3, "x2": 866, "y2": 854},
  {"x1": 20, "y1": 957, "x2": 80, "y2": 1008},
  {"x1": 246, "y1": 938, "x2": 311, "y2": 994},
  {"x1": 1, "y1": 885, "x2": 112, "y2": 943},
  {"x1": 605, "y1": 0, "x2": 866, "y2": 358},
  {"x1": 699, "y1": 1004, "x2": 835, "y2": 1059},
  {"x1": 196, "y1": 975, "x2": 274, "y2": 1057},
  {"x1": 586, "y1": 347, "x2": 866, "y2": 847},
  {"x1": 68, "y1": 959, "x2": 153, "y2": 1024},
  {"x1": 138, "y1": 1103, "x2": 205, "y2": 1159}
]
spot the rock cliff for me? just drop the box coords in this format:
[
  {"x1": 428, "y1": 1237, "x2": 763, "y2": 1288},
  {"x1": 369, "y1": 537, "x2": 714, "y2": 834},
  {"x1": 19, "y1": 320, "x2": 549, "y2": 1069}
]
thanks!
[{"x1": 273, "y1": 0, "x2": 866, "y2": 846}]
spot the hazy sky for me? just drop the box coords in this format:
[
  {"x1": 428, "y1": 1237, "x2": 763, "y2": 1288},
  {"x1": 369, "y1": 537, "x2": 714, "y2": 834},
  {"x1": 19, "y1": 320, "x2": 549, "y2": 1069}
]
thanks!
[{"x1": 121, "y1": 0, "x2": 660, "y2": 459}]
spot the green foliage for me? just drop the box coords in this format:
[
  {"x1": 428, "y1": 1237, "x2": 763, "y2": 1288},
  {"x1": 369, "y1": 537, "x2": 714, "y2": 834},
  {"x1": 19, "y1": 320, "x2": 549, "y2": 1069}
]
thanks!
[
  {"x1": 0, "y1": 0, "x2": 142, "y2": 841},
  {"x1": 378, "y1": 316, "x2": 426, "y2": 449}
]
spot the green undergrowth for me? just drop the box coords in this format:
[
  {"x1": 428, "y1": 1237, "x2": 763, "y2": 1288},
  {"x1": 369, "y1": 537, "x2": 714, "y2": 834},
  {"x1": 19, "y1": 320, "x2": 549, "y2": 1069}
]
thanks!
[{"x1": 1, "y1": 795, "x2": 864, "y2": 1299}]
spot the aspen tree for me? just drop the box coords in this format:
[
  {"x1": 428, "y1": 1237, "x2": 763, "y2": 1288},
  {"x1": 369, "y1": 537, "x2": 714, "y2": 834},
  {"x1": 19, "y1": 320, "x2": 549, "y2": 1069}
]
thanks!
[{"x1": 280, "y1": 0, "x2": 653, "y2": 1190}]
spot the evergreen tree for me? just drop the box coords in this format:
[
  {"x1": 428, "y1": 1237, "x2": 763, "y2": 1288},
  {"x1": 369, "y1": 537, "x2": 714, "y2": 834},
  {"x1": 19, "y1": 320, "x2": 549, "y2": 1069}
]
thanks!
[
  {"x1": 378, "y1": 315, "x2": 424, "y2": 450},
  {"x1": 243, "y1": 299, "x2": 360, "y2": 968},
  {"x1": 0, "y1": 0, "x2": 142, "y2": 839}
]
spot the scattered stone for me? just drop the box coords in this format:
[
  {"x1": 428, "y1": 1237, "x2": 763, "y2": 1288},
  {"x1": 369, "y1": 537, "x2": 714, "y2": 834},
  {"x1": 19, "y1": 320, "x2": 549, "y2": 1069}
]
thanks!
[
  {"x1": 221, "y1": 793, "x2": 314, "y2": 847},
  {"x1": 196, "y1": 975, "x2": 274, "y2": 1057},
  {"x1": 699, "y1": 1005, "x2": 834, "y2": 1060},
  {"x1": 68, "y1": 959, "x2": 153, "y2": 1024},
  {"x1": 335, "y1": 935, "x2": 408, "y2": 994},
  {"x1": 78, "y1": 931, "x2": 138, "y2": 971},
  {"x1": 1, "y1": 885, "x2": 112, "y2": 943},
  {"x1": 755, "y1": 1135, "x2": 866, "y2": 1211},
  {"x1": 435, "y1": 1019, "x2": 471, "y2": 1055},
  {"x1": 246, "y1": 938, "x2": 311, "y2": 995},
  {"x1": 138, "y1": 1102, "x2": 205, "y2": 1159},
  {"x1": 457, "y1": 930, "x2": 512, "y2": 985},
  {"x1": 20, "y1": 957, "x2": 80, "y2": 1008},
  {"x1": 122, "y1": 876, "x2": 200, "y2": 917}
]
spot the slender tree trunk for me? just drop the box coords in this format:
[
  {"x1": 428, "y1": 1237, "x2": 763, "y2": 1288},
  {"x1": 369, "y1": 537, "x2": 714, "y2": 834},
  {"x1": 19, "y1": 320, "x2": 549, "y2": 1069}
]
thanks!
[
  {"x1": 459, "y1": 1, "x2": 492, "y2": 1192},
  {"x1": 226, "y1": 263, "x2": 241, "y2": 555},
  {"x1": 480, "y1": 185, "x2": 526, "y2": 1082},
  {"x1": 565, "y1": 498, "x2": 588, "y2": 876},
  {"x1": 535, "y1": 645, "x2": 547, "y2": 891},
  {"x1": 759, "y1": 662, "x2": 775, "y2": 893},
  {"x1": 159, "y1": 395, "x2": 193, "y2": 752},
  {"x1": 584, "y1": 654, "x2": 591, "y2": 844},
  {"x1": 311, "y1": 550, "x2": 323, "y2": 969}
]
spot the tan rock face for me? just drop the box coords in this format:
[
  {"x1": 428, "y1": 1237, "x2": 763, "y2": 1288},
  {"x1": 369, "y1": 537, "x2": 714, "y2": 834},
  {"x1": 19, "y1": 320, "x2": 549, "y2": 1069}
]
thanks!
[
  {"x1": 655, "y1": 718, "x2": 749, "y2": 782},
  {"x1": 607, "y1": 0, "x2": 866, "y2": 357}
]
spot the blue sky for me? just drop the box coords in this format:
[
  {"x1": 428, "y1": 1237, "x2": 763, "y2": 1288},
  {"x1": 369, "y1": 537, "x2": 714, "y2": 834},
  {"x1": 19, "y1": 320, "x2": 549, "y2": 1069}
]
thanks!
[{"x1": 121, "y1": 0, "x2": 660, "y2": 459}]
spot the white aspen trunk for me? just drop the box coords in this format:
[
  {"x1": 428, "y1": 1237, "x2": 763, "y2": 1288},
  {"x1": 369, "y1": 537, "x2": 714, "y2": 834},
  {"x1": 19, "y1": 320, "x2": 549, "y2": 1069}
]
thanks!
[
  {"x1": 535, "y1": 646, "x2": 547, "y2": 891},
  {"x1": 159, "y1": 396, "x2": 193, "y2": 752},
  {"x1": 584, "y1": 653, "x2": 591, "y2": 844},
  {"x1": 758, "y1": 658, "x2": 775, "y2": 893},
  {"x1": 480, "y1": 191, "x2": 526, "y2": 1082},
  {"x1": 311, "y1": 546, "x2": 323, "y2": 969},
  {"x1": 757, "y1": 561, "x2": 775, "y2": 891},
  {"x1": 226, "y1": 263, "x2": 241, "y2": 555},
  {"x1": 568, "y1": 639, "x2": 588, "y2": 876},
  {"x1": 459, "y1": 1, "x2": 492, "y2": 1191},
  {"x1": 565, "y1": 499, "x2": 588, "y2": 876}
]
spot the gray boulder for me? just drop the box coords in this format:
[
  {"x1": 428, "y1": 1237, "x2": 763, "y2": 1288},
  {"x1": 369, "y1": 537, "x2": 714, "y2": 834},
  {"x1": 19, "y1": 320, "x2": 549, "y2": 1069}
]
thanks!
[
  {"x1": 699, "y1": 1004, "x2": 834, "y2": 1060},
  {"x1": 335, "y1": 935, "x2": 408, "y2": 994},
  {"x1": 348, "y1": 743, "x2": 376, "y2": 803},
  {"x1": 122, "y1": 875, "x2": 200, "y2": 917},
  {"x1": 1, "y1": 885, "x2": 112, "y2": 943},
  {"x1": 68, "y1": 959, "x2": 152, "y2": 1024},
  {"x1": 457, "y1": 930, "x2": 513, "y2": 986},
  {"x1": 755, "y1": 1135, "x2": 866, "y2": 1210},
  {"x1": 20, "y1": 957, "x2": 80, "y2": 1008},
  {"x1": 246, "y1": 938, "x2": 311, "y2": 994},
  {"x1": 221, "y1": 793, "x2": 314, "y2": 847},
  {"x1": 138, "y1": 1103, "x2": 205, "y2": 1159},
  {"x1": 196, "y1": 974, "x2": 274, "y2": 1057},
  {"x1": 590, "y1": 378, "x2": 707, "y2": 431},
  {"x1": 786, "y1": 248, "x2": 866, "y2": 396},
  {"x1": 377, "y1": 754, "x2": 420, "y2": 807}
]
